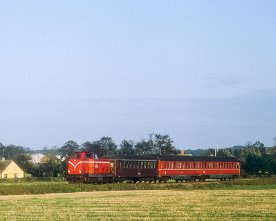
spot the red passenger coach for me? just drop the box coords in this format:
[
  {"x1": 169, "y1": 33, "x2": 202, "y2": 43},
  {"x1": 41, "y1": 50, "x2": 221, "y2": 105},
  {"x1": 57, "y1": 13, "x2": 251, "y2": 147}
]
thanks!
[
  {"x1": 67, "y1": 152, "x2": 113, "y2": 183},
  {"x1": 158, "y1": 156, "x2": 240, "y2": 182}
]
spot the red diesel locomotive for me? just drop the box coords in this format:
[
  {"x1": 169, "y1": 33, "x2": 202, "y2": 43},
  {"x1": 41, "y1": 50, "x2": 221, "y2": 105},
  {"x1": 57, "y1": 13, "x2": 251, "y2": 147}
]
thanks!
[{"x1": 67, "y1": 152, "x2": 240, "y2": 183}]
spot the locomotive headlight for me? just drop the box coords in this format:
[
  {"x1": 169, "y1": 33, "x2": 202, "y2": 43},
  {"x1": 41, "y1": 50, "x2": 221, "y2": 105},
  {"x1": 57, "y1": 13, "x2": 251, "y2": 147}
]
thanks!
[
  {"x1": 68, "y1": 170, "x2": 70, "y2": 173},
  {"x1": 79, "y1": 170, "x2": 82, "y2": 173}
]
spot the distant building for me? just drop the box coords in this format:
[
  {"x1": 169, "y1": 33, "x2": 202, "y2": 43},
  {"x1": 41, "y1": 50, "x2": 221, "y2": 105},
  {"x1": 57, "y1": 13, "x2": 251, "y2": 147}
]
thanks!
[
  {"x1": 30, "y1": 154, "x2": 61, "y2": 164},
  {"x1": 0, "y1": 160, "x2": 24, "y2": 179},
  {"x1": 30, "y1": 153, "x2": 44, "y2": 164},
  {"x1": 178, "y1": 150, "x2": 193, "y2": 156}
]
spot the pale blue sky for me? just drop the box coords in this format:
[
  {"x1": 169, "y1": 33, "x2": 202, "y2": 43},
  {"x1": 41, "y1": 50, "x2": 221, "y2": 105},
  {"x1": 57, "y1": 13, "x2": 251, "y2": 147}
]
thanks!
[{"x1": 0, "y1": 1, "x2": 275, "y2": 149}]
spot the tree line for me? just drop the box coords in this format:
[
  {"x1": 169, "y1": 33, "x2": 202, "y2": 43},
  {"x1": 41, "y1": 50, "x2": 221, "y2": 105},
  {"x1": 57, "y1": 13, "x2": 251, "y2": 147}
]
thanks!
[{"x1": 0, "y1": 135, "x2": 275, "y2": 178}]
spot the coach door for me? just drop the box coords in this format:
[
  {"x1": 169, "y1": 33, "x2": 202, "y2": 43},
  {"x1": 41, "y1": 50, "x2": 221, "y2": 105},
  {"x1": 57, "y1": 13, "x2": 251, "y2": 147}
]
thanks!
[{"x1": 110, "y1": 160, "x2": 116, "y2": 176}]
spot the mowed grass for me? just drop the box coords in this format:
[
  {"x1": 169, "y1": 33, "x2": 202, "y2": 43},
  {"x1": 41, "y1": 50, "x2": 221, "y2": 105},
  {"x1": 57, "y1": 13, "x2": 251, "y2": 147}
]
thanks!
[{"x1": 0, "y1": 189, "x2": 275, "y2": 220}]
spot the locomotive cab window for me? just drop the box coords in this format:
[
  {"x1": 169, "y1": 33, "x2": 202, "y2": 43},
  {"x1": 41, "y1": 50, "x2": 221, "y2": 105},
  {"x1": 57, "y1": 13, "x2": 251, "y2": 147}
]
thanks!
[
  {"x1": 75, "y1": 153, "x2": 81, "y2": 159},
  {"x1": 85, "y1": 153, "x2": 92, "y2": 158}
]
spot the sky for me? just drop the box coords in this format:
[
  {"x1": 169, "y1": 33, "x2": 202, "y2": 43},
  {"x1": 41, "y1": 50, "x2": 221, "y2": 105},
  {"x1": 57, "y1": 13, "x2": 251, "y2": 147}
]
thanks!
[{"x1": 0, "y1": 1, "x2": 276, "y2": 149}]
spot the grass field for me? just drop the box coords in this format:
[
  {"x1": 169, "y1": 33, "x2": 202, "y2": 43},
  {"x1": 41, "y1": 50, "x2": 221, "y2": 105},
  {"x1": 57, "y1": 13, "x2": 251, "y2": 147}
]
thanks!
[{"x1": 0, "y1": 188, "x2": 275, "y2": 220}]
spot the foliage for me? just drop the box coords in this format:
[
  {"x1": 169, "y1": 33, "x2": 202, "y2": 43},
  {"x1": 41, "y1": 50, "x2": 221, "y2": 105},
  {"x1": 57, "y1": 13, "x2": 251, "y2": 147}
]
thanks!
[
  {"x1": 118, "y1": 140, "x2": 135, "y2": 155},
  {"x1": 60, "y1": 141, "x2": 80, "y2": 160},
  {"x1": 217, "y1": 148, "x2": 233, "y2": 157},
  {"x1": 151, "y1": 134, "x2": 179, "y2": 155},
  {"x1": 13, "y1": 153, "x2": 34, "y2": 175},
  {"x1": 133, "y1": 134, "x2": 178, "y2": 155},
  {"x1": 134, "y1": 139, "x2": 153, "y2": 155},
  {"x1": 91, "y1": 137, "x2": 118, "y2": 156},
  {"x1": 82, "y1": 141, "x2": 103, "y2": 156}
]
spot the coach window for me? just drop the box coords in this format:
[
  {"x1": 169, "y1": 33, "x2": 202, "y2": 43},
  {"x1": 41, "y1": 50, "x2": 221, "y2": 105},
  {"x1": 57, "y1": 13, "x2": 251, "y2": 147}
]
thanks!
[{"x1": 173, "y1": 162, "x2": 176, "y2": 169}]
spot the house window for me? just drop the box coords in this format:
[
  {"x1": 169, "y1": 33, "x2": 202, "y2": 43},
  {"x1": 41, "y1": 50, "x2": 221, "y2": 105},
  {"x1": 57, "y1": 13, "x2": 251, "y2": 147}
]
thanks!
[
  {"x1": 14, "y1": 173, "x2": 19, "y2": 178},
  {"x1": 4, "y1": 174, "x2": 7, "y2": 178}
]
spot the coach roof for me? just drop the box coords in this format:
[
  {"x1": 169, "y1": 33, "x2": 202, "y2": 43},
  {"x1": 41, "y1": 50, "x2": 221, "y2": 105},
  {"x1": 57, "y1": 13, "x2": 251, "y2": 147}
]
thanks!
[{"x1": 105, "y1": 155, "x2": 240, "y2": 162}]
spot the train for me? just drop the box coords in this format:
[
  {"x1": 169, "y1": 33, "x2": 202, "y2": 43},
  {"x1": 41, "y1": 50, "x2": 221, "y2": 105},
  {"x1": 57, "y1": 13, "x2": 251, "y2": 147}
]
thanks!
[{"x1": 67, "y1": 151, "x2": 240, "y2": 184}]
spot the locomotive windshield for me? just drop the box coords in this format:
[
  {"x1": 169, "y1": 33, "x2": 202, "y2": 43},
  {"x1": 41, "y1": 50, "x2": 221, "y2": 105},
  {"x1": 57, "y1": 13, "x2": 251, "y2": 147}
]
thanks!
[
  {"x1": 85, "y1": 152, "x2": 99, "y2": 159},
  {"x1": 75, "y1": 153, "x2": 81, "y2": 159}
]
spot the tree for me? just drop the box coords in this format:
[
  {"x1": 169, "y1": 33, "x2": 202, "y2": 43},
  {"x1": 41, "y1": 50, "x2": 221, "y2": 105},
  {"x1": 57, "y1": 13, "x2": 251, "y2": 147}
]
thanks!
[
  {"x1": 118, "y1": 140, "x2": 135, "y2": 155},
  {"x1": 217, "y1": 148, "x2": 232, "y2": 157},
  {"x1": 234, "y1": 141, "x2": 270, "y2": 175},
  {"x1": 1, "y1": 145, "x2": 25, "y2": 159},
  {"x1": 40, "y1": 154, "x2": 63, "y2": 177},
  {"x1": 60, "y1": 141, "x2": 80, "y2": 160},
  {"x1": 92, "y1": 137, "x2": 117, "y2": 156},
  {"x1": 82, "y1": 141, "x2": 103, "y2": 156},
  {"x1": 134, "y1": 139, "x2": 153, "y2": 155},
  {"x1": 151, "y1": 134, "x2": 178, "y2": 155},
  {"x1": 13, "y1": 153, "x2": 34, "y2": 175}
]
